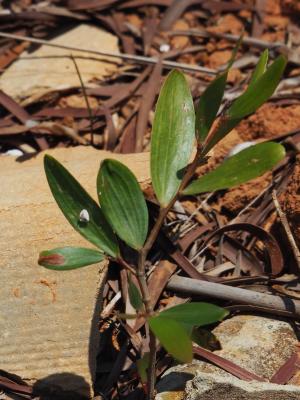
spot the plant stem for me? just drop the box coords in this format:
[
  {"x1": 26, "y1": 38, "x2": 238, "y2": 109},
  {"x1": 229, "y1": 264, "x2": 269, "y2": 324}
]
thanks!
[
  {"x1": 137, "y1": 145, "x2": 204, "y2": 400},
  {"x1": 147, "y1": 330, "x2": 157, "y2": 399}
]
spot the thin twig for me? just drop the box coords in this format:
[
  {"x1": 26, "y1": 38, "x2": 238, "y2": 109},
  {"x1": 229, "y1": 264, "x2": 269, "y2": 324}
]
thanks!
[
  {"x1": 71, "y1": 55, "x2": 95, "y2": 146},
  {"x1": 168, "y1": 29, "x2": 289, "y2": 52},
  {"x1": 0, "y1": 31, "x2": 217, "y2": 75},
  {"x1": 272, "y1": 190, "x2": 300, "y2": 270}
]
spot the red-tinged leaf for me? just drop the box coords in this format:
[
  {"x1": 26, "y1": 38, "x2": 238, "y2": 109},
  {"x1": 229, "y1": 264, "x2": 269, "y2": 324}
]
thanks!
[{"x1": 38, "y1": 247, "x2": 105, "y2": 270}]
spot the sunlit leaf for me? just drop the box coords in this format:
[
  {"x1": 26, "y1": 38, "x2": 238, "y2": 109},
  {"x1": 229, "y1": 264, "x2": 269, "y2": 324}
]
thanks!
[
  {"x1": 249, "y1": 49, "x2": 268, "y2": 86},
  {"x1": 38, "y1": 247, "x2": 105, "y2": 270},
  {"x1": 158, "y1": 302, "x2": 228, "y2": 326},
  {"x1": 184, "y1": 142, "x2": 285, "y2": 195},
  {"x1": 44, "y1": 155, "x2": 119, "y2": 257},
  {"x1": 202, "y1": 55, "x2": 286, "y2": 155},
  {"x1": 149, "y1": 316, "x2": 193, "y2": 363},
  {"x1": 228, "y1": 55, "x2": 286, "y2": 120},
  {"x1": 137, "y1": 353, "x2": 150, "y2": 383},
  {"x1": 151, "y1": 70, "x2": 195, "y2": 207},
  {"x1": 128, "y1": 273, "x2": 144, "y2": 311},
  {"x1": 97, "y1": 159, "x2": 148, "y2": 250}
]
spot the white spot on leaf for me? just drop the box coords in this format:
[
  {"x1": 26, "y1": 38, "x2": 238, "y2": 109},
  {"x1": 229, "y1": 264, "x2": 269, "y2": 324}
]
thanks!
[{"x1": 79, "y1": 209, "x2": 89, "y2": 222}]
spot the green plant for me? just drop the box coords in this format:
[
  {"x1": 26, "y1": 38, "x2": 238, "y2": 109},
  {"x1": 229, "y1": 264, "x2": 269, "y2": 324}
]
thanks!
[{"x1": 38, "y1": 49, "x2": 286, "y2": 400}]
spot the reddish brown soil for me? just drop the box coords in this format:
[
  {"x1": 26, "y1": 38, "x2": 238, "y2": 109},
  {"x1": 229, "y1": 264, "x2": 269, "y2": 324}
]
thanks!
[
  {"x1": 237, "y1": 104, "x2": 300, "y2": 141},
  {"x1": 279, "y1": 155, "x2": 300, "y2": 247},
  {"x1": 202, "y1": 103, "x2": 300, "y2": 215}
]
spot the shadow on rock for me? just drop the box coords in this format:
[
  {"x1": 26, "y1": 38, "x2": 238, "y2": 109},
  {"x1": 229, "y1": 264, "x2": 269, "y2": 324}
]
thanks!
[{"x1": 33, "y1": 372, "x2": 90, "y2": 399}]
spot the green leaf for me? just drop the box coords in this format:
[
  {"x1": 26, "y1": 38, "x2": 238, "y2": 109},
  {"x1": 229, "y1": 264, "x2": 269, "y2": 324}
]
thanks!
[
  {"x1": 97, "y1": 159, "x2": 148, "y2": 250},
  {"x1": 158, "y1": 302, "x2": 228, "y2": 326},
  {"x1": 227, "y1": 55, "x2": 286, "y2": 120},
  {"x1": 226, "y1": 34, "x2": 243, "y2": 70},
  {"x1": 44, "y1": 155, "x2": 119, "y2": 257},
  {"x1": 38, "y1": 247, "x2": 105, "y2": 270},
  {"x1": 249, "y1": 49, "x2": 268, "y2": 86},
  {"x1": 196, "y1": 72, "x2": 227, "y2": 143},
  {"x1": 128, "y1": 273, "x2": 144, "y2": 311},
  {"x1": 202, "y1": 54, "x2": 286, "y2": 155},
  {"x1": 151, "y1": 70, "x2": 195, "y2": 207},
  {"x1": 196, "y1": 36, "x2": 243, "y2": 144},
  {"x1": 137, "y1": 353, "x2": 150, "y2": 383},
  {"x1": 149, "y1": 316, "x2": 193, "y2": 363},
  {"x1": 184, "y1": 142, "x2": 285, "y2": 195}
]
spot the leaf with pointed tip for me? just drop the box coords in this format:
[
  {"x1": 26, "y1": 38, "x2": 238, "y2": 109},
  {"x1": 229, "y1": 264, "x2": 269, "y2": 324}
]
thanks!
[
  {"x1": 97, "y1": 159, "x2": 148, "y2": 250},
  {"x1": 226, "y1": 34, "x2": 243, "y2": 70},
  {"x1": 196, "y1": 72, "x2": 227, "y2": 143},
  {"x1": 228, "y1": 54, "x2": 286, "y2": 120},
  {"x1": 38, "y1": 247, "x2": 105, "y2": 270},
  {"x1": 128, "y1": 274, "x2": 144, "y2": 311},
  {"x1": 249, "y1": 49, "x2": 268, "y2": 86},
  {"x1": 44, "y1": 155, "x2": 119, "y2": 257},
  {"x1": 151, "y1": 70, "x2": 195, "y2": 207},
  {"x1": 202, "y1": 55, "x2": 286, "y2": 154},
  {"x1": 149, "y1": 316, "x2": 193, "y2": 363},
  {"x1": 158, "y1": 302, "x2": 228, "y2": 326},
  {"x1": 184, "y1": 142, "x2": 285, "y2": 195},
  {"x1": 196, "y1": 36, "x2": 243, "y2": 144}
]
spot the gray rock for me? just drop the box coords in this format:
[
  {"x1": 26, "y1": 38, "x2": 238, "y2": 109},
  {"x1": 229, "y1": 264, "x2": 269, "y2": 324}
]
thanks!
[
  {"x1": 186, "y1": 372, "x2": 300, "y2": 400},
  {"x1": 156, "y1": 315, "x2": 299, "y2": 400}
]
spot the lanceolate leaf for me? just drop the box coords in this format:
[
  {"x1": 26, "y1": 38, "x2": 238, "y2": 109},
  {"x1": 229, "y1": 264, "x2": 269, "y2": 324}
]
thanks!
[
  {"x1": 202, "y1": 55, "x2": 286, "y2": 155},
  {"x1": 196, "y1": 72, "x2": 227, "y2": 143},
  {"x1": 97, "y1": 159, "x2": 148, "y2": 250},
  {"x1": 184, "y1": 142, "x2": 285, "y2": 195},
  {"x1": 151, "y1": 70, "x2": 195, "y2": 207},
  {"x1": 149, "y1": 316, "x2": 193, "y2": 363},
  {"x1": 38, "y1": 247, "x2": 105, "y2": 270},
  {"x1": 249, "y1": 49, "x2": 268, "y2": 87},
  {"x1": 44, "y1": 155, "x2": 119, "y2": 257},
  {"x1": 128, "y1": 273, "x2": 144, "y2": 311},
  {"x1": 158, "y1": 302, "x2": 228, "y2": 326},
  {"x1": 227, "y1": 55, "x2": 287, "y2": 120},
  {"x1": 195, "y1": 36, "x2": 242, "y2": 144}
]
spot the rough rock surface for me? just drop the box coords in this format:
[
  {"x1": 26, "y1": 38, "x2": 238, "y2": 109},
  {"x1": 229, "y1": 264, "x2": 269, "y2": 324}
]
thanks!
[
  {"x1": 185, "y1": 372, "x2": 300, "y2": 400},
  {"x1": 0, "y1": 24, "x2": 120, "y2": 103},
  {"x1": 156, "y1": 315, "x2": 298, "y2": 400},
  {"x1": 0, "y1": 147, "x2": 150, "y2": 398}
]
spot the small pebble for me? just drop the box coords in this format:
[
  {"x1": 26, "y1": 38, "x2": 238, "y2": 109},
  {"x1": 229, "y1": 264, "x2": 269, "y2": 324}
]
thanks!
[{"x1": 160, "y1": 43, "x2": 170, "y2": 53}]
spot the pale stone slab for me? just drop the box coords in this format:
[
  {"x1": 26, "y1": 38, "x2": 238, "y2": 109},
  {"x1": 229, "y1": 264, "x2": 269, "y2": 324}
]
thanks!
[
  {"x1": 0, "y1": 147, "x2": 150, "y2": 398},
  {"x1": 0, "y1": 24, "x2": 120, "y2": 103}
]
